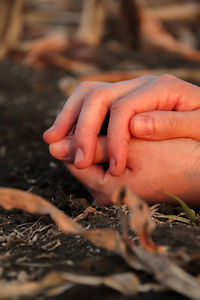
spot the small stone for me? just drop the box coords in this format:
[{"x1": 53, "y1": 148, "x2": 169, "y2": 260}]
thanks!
[
  {"x1": 49, "y1": 162, "x2": 57, "y2": 168},
  {"x1": 17, "y1": 270, "x2": 29, "y2": 282}
]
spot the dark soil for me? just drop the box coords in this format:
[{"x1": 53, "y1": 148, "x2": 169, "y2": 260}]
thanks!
[{"x1": 0, "y1": 59, "x2": 200, "y2": 300}]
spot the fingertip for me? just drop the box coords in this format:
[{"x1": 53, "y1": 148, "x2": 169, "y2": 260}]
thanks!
[
  {"x1": 43, "y1": 124, "x2": 57, "y2": 144},
  {"x1": 49, "y1": 143, "x2": 64, "y2": 160},
  {"x1": 44, "y1": 120, "x2": 74, "y2": 144},
  {"x1": 107, "y1": 135, "x2": 129, "y2": 176},
  {"x1": 49, "y1": 137, "x2": 73, "y2": 161},
  {"x1": 43, "y1": 130, "x2": 51, "y2": 144},
  {"x1": 74, "y1": 157, "x2": 92, "y2": 169},
  {"x1": 109, "y1": 156, "x2": 126, "y2": 176},
  {"x1": 74, "y1": 136, "x2": 97, "y2": 169},
  {"x1": 130, "y1": 114, "x2": 154, "y2": 138},
  {"x1": 73, "y1": 149, "x2": 98, "y2": 169},
  {"x1": 74, "y1": 147, "x2": 85, "y2": 165},
  {"x1": 43, "y1": 131, "x2": 48, "y2": 143},
  {"x1": 109, "y1": 168, "x2": 124, "y2": 177}
]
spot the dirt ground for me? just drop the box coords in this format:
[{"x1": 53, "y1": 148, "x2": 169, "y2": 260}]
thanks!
[{"x1": 0, "y1": 58, "x2": 200, "y2": 299}]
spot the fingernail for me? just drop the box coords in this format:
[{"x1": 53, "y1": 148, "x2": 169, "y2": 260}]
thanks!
[
  {"x1": 109, "y1": 156, "x2": 116, "y2": 174},
  {"x1": 74, "y1": 147, "x2": 85, "y2": 164},
  {"x1": 133, "y1": 115, "x2": 154, "y2": 137}
]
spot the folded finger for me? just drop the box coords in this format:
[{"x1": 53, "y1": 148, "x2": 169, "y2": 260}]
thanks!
[
  {"x1": 73, "y1": 75, "x2": 155, "y2": 169},
  {"x1": 43, "y1": 81, "x2": 103, "y2": 144},
  {"x1": 107, "y1": 75, "x2": 200, "y2": 176}
]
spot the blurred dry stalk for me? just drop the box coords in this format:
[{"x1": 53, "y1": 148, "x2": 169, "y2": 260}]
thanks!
[
  {"x1": 59, "y1": 67, "x2": 200, "y2": 96},
  {"x1": 0, "y1": 0, "x2": 24, "y2": 59},
  {"x1": 0, "y1": 0, "x2": 199, "y2": 69},
  {"x1": 76, "y1": 0, "x2": 107, "y2": 45},
  {"x1": 140, "y1": 4, "x2": 200, "y2": 63},
  {"x1": 76, "y1": 0, "x2": 140, "y2": 47}
]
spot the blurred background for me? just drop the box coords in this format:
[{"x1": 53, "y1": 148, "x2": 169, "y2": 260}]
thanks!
[{"x1": 0, "y1": 0, "x2": 200, "y2": 94}]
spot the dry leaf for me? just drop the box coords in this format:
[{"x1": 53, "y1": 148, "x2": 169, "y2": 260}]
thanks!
[
  {"x1": 131, "y1": 246, "x2": 200, "y2": 300},
  {"x1": 1, "y1": 187, "x2": 200, "y2": 300},
  {"x1": 112, "y1": 187, "x2": 163, "y2": 252},
  {"x1": 0, "y1": 271, "x2": 140, "y2": 299},
  {"x1": 0, "y1": 188, "x2": 82, "y2": 234},
  {"x1": 83, "y1": 229, "x2": 126, "y2": 256}
]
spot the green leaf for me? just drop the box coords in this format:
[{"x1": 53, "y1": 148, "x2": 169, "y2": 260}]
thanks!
[{"x1": 164, "y1": 191, "x2": 199, "y2": 226}]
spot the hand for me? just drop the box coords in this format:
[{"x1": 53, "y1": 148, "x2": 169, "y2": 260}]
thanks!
[
  {"x1": 43, "y1": 75, "x2": 200, "y2": 176},
  {"x1": 49, "y1": 136, "x2": 200, "y2": 206}
]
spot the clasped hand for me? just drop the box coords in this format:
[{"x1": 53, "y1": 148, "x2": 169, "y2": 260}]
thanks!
[{"x1": 44, "y1": 75, "x2": 200, "y2": 205}]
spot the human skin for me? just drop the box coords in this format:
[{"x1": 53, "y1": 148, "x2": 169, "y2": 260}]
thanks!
[
  {"x1": 49, "y1": 135, "x2": 200, "y2": 206},
  {"x1": 43, "y1": 74, "x2": 200, "y2": 176}
]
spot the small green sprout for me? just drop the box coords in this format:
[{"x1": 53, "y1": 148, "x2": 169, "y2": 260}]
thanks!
[{"x1": 164, "y1": 191, "x2": 199, "y2": 226}]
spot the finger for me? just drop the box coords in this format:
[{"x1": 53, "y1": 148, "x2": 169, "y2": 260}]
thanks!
[
  {"x1": 73, "y1": 75, "x2": 155, "y2": 169},
  {"x1": 49, "y1": 136, "x2": 108, "y2": 163},
  {"x1": 107, "y1": 75, "x2": 200, "y2": 176},
  {"x1": 43, "y1": 81, "x2": 103, "y2": 144},
  {"x1": 65, "y1": 163, "x2": 110, "y2": 204},
  {"x1": 130, "y1": 109, "x2": 200, "y2": 141},
  {"x1": 49, "y1": 136, "x2": 75, "y2": 161}
]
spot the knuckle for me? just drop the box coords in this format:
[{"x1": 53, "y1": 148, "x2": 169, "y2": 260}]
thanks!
[
  {"x1": 158, "y1": 73, "x2": 177, "y2": 82},
  {"x1": 157, "y1": 74, "x2": 186, "y2": 96},
  {"x1": 89, "y1": 88, "x2": 104, "y2": 99},
  {"x1": 155, "y1": 74, "x2": 184, "y2": 93},
  {"x1": 78, "y1": 80, "x2": 92, "y2": 90},
  {"x1": 111, "y1": 101, "x2": 125, "y2": 113},
  {"x1": 91, "y1": 87, "x2": 109, "y2": 98},
  {"x1": 140, "y1": 74, "x2": 157, "y2": 81},
  {"x1": 86, "y1": 86, "x2": 112, "y2": 105},
  {"x1": 111, "y1": 101, "x2": 120, "y2": 112}
]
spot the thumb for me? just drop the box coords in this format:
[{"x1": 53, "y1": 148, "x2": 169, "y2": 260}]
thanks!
[{"x1": 130, "y1": 109, "x2": 200, "y2": 141}]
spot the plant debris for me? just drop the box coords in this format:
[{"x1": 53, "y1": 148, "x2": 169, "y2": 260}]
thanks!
[{"x1": 0, "y1": 187, "x2": 200, "y2": 299}]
